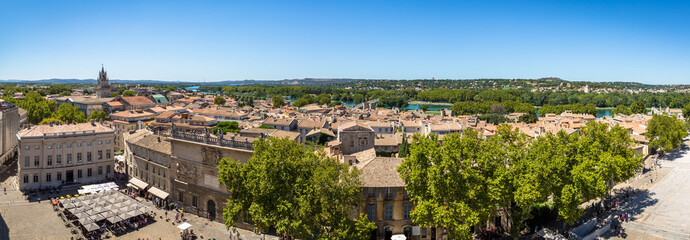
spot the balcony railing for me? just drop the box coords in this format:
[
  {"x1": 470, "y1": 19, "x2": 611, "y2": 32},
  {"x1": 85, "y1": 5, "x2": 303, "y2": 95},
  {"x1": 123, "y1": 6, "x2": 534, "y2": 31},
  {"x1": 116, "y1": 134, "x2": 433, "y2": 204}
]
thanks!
[{"x1": 170, "y1": 129, "x2": 254, "y2": 150}]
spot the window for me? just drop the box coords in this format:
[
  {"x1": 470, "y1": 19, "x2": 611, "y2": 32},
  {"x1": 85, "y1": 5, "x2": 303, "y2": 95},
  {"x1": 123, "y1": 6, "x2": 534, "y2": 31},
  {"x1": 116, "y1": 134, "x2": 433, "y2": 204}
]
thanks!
[
  {"x1": 98, "y1": 150, "x2": 103, "y2": 160},
  {"x1": 77, "y1": 143, "x2": 81, "y2": 147},
  {"x1": 106, "y1": 150, "x2": 111, "y2": 159},
  {"x1": 106, "y1": 165, "x2": 111, "y2": 174},
  {"x1": 67, "y1": 154, "x2": 72, "y2": 164},
  {"x1": 24, "y1": 156, "x2": 29, "y2": 167},
  {"x1": 106, "y1": 140, "x2": 111, "y2": 144},
  {"x1": 57, "y1": 172, "x2": 62, "y2": 181},
  {"x1": 47, "y1": 145, "x2": 52, "y2": 149},
  {"x1": 24, "y1": 146, "x2": 29, "y2": 150},
  {"x1": 33, "y1": 174, "x2": 39, "y2": 183},
  {"x1": 366, "y1": 204, "x2": 376, "y2": 221},
  {"x1": 56, "y1": 144, "x2": 61, "y2": 149},
  {"x1": 403, "y1": 204, "x2": 412, "y2": 220},
  {"x1": 77, "y1": 153, "x2": 82, "y2": 163},
  {"x1": 422, "y1": 228, "x2": 427, "y2": 238},
  {"x1": 77, "y1": 169, "x2": 82, "y2": 178},
  {"x1": 404, "y1": 188, "x2": 409, "y2": 198},
  {"x1": 98, "y1": 141, "x2": 102, "y2": 145},
  {"x1": 384, "y1": 204, "x2": 393, "y2": 220},
  {"x1": 23, "y1": 175, "x2": 28, "y2": 183},
  {"x1": 178, "y1": 192, "x2": 184, "y2": 202},
  {"x1": 34, "y1": 156, "x2": 40, "y2": 166},
  {"x1": 47, "y1": 155, "x2": 52, "y2": 166},
  {"x1": 46, "y1": 173, "x2": 51, "y2": 182},
  {"x1": 98, "y1": 166, "x2": 103, "y2": 175},
  {"x1": 87, "y1": 152, "x2": 92, "y2": 162},
  {"x1": 87, "y1": 142, "x2": 92, "y2": 146},
  {"x1": 67, "y1": 143, "x2": 72, "y2": 148},
  {"x1": 56, "y1": 155, "x2": 62, "y2": 165},
  {"x1": 87, "y1": 168, "x2": 92, "y2": 177},
  {"x1": 192, "y1": 196, "x2": 198, "y2": 207},
  {"x1": 34, "y1": 146, "x2": 39, "y2": 150},
  {"x1": 366, "y1": 187, "x2": 378, "y2": 198},
  {"x1": 383, "y1": 187, "x2": 396, "y2": 198}
]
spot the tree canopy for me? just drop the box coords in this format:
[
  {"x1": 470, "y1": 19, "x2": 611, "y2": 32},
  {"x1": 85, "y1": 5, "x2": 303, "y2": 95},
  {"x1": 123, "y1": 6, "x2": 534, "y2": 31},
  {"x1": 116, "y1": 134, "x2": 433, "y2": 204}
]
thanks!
[
  {"x1": 212, "y1": 121, "x2": 240, "y2": 134},
  {"x1": 647, "y1": 114, "x2": 688, "y2": 154},
  {"x1": 272, "y1": 95, "x2": 285, "y2": 108},
  {"x1": 122, "y1": 90, "x2": 136, "y2": 97},
  {"x1": 55, "y1": 103, "x2": 86, "y2": 124},
  {"x1": 217, "y1": 137, "x2": 375, "y2": 239},
  {"x1": 214, "y1": 96, "x2": 227, "y2": 105},
  {"x1": 398, "y1": 122, "x2": 643, "y2": 239}
]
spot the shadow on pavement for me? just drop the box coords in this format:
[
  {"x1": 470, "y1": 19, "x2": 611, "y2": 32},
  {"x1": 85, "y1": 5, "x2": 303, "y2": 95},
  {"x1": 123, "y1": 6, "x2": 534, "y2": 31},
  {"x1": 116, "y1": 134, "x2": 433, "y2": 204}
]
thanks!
[{"x1": 0, "y1": 213, "x2": 10, "y2": 239}]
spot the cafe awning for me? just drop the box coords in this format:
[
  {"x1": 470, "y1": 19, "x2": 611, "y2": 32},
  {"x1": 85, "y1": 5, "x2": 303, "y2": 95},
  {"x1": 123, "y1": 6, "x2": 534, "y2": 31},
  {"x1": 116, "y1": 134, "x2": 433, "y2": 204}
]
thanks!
[
  {"x1": 128, "y1": 178, "x2": 149, "y2": 190},
  {"x1": 147, "y1": 186, "x2": 170, "y2": 200}
]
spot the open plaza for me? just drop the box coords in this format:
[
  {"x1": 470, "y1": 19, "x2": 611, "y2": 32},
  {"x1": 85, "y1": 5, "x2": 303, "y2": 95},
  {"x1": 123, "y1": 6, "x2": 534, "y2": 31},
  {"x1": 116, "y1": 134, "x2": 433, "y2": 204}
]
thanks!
[{"x1": 0, "y1": 161, "x2": 276, "y2": 240}]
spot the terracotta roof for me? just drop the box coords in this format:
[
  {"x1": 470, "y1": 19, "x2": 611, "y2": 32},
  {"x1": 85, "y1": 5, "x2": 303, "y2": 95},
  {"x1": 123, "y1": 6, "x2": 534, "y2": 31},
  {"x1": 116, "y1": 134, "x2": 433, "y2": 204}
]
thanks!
[
  {"x1": 156, "y1": 111, "x2": 178, "y2": 120},
  {"x1": 121, "y1": 96, "x2": 154, "y2": 106},
  {"x1": 339, "y1": 121, "x2": 374, "y2": 132},
  {"x1": 357, "y1": 157, "x2": 405, "y2": 187},
  {"x1": 128, "y1": 130, "x2": 172, "y2": 155},
  {"x1": 110, "y1": 110, "x2": 155, "y2": 119}
]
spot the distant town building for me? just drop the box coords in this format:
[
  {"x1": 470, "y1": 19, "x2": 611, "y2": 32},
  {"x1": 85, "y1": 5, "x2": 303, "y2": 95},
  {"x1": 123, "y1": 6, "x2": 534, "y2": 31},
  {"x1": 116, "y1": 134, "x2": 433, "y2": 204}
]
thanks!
[
  {"x1": 96, "y1": 65, "x2": 112, "y2": 98},
  {"x1": 110, "y1": 110, "x2": 155, "y2": 150},
  {"x1": 17, "y1": 122, "x2": 115, "y2": 190}
]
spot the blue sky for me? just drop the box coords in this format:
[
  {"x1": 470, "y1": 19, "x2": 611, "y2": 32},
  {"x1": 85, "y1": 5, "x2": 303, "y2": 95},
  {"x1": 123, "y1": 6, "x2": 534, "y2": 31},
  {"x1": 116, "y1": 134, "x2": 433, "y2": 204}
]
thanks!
[{"x1": 1, "y1": 0, "x2": 689, "y2": 84}]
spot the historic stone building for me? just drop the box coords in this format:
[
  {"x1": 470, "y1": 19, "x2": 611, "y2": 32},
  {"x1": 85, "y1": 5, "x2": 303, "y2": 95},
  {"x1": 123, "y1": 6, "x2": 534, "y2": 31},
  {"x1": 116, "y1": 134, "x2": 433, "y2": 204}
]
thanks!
[
  {"x1": 167, "y1": 126, "x2": 253, "y2": 222},
  {"x1": 124, "y1": 129, "x2": 172, "y2": 201},
  {"x1": 358, "y1": 157, "x2": 446, "y2": 240},
  {"x1": 96, "y1": 65, "x2": 112, "y2": 98},
  {"x1": 17, "y1": 122, "x2": 115, "y2": 190},
  {"x1": 337, "y1": 121, "x2": 375, "y2": 155},
  {"x1": 0, "y1": 100, "x2": 20, "y2": 165}
]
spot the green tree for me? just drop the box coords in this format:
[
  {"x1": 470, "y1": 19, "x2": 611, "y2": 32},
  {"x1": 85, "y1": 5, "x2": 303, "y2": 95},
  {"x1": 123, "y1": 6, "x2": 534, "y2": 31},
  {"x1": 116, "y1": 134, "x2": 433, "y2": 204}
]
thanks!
[
  {"x1": 353, "y1": 93, "x2": 365, "y2": 104},
  {"x1": 59, "y1": 91, "x2": 71, "y2": 96},
  {"x1": 122, "y1": 90, "x2": 136, "y2": 97},
  {"x1": 398, "y1": 131, "x2": 495, "y2": 239},
  {"x1": 630, "y1": 101, "x2": 646, "y2": 114},
  {"x1": 612, "y1": 105, "x2": 632, "y2": 115},
  {"x1": 272, "y1": 95, "x2": 285, "y2": 108},
  {"x1": 647, "y1": 114, "x2": 688, "y2": 154},
  {"x1": 258, "y1": 124, "x2": 275, "y2": 129},
  {"x1": 292, "y1": 98, "x2": 310, "y2": 107},
  {"x1": 55, "y1": 103, "x2": 86, "y2": 123},
  {"x1": 212, "y1": 121, "x2": 240, "y2": 134},
  {"x1": 398, "y1": 136, "x2": 410, "y2": 157},
  {"x1": 88, "y1": 110, "x2": 109, "y2": 122},
  {"x1": 518, "y1": 113, "x2": 538, "y2": 123},
  {"x1": 214, "y1": 96, "x2": 227, "y2": 105},
  {"x1": 38, "y1": 118, "x2": 64, "y2": 125},
  {"x1": 217, "y1": 137, "x2": 375, "y2": 239},
  {"x1": 20, "y1": 92, "x2": 55, "y2": 124}
]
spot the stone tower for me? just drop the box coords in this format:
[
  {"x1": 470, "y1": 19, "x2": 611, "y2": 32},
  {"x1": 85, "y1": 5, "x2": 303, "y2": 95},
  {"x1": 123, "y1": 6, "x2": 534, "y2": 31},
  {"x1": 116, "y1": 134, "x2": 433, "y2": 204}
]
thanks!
[{"x1": 96, "y1": 65, "x2": 111, "y2": 98}]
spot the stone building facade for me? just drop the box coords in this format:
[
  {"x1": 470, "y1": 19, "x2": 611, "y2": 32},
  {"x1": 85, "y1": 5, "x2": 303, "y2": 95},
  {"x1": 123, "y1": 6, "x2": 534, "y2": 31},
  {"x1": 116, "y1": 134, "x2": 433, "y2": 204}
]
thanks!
[
  {"x1": 17, "y1": 122, "x2": 115, "y2": 190},
  {"x1": 0, "y1": 101, "x2": 20, "y2": 165},
  {"x1": 337, "y1": 121, "x2": 375, "y2": 155},
  {"x1": 167, "y1": 127, "x2": 253, "y2": 222}
]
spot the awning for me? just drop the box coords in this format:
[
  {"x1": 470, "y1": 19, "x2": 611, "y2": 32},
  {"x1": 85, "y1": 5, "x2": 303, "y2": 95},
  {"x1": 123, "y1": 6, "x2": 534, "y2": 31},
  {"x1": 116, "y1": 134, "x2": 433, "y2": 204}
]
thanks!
[
  {"x1": 178, "y1": 222, "x2": 192, "y2": 230},
  {"x1": 128, "y1": 178, "x2": 149, "y2": 190},
  {"x1": 147, "y1": 186, "x2": 170, "y2": 199}
]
